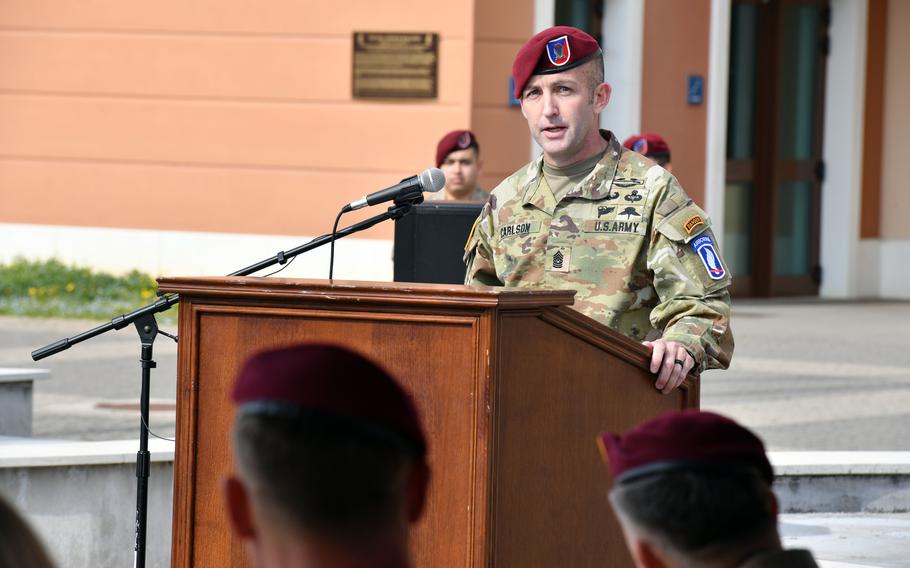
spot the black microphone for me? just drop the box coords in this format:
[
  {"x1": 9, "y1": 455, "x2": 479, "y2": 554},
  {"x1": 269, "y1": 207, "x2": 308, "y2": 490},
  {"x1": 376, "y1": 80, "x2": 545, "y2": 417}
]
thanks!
[{"x1": 343, "y1": 168, "x2": 446, "y2": 212}]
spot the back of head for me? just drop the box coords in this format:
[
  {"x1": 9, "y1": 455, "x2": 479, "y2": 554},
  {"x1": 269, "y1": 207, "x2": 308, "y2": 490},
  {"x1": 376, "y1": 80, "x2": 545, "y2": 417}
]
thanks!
[
  {"x1": 609, "y1": 470, "x2": 777, "y2": 563},
  {"x1": 230, "y1": 343, "x2": 428, "y2": 551},
  {"x1": 233, "y1": 408, "x2": 419, "y2": 544},
  {"x1": 0, "y1": 496, "x2": 55, "y2": 568},
  {"x1": 599, "y1": 410, "x2": 778, "y2": 565}
]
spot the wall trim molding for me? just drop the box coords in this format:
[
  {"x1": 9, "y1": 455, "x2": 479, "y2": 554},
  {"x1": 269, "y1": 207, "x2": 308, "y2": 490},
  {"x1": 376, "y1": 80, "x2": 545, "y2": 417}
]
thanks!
[
  {"x1": 858, "y1": 238, "x2": 910, "y2": 299},
  {"x1": 0, "y1": 223, "x2": 394, "y2": 282}
]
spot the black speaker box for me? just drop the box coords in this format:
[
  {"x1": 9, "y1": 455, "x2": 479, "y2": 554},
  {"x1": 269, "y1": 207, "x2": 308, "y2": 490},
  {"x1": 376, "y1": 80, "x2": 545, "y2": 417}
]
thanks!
[{"x1": 393, "y1": 202, "x2": 484, "y2": 284}]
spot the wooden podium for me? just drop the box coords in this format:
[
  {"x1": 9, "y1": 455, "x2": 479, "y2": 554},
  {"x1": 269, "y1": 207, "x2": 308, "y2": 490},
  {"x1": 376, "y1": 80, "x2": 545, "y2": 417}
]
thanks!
[{"x1": 158, "y1": 277, "x2": 698, "y2": 567}]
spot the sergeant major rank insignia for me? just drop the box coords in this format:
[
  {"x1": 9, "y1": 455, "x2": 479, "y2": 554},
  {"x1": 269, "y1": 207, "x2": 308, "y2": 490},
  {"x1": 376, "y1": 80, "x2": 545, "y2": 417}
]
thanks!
[
  {"x1": 691, "y1": 235, "x2": 726, "y2": 280},
  {"x1": 547, "y1": 245, "x2": 571, "y2": 272}
]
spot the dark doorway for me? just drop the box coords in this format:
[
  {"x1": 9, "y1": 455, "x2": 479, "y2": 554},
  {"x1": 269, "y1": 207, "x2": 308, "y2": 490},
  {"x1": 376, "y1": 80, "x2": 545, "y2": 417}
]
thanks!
[{"x1": 725, "y1": 0, "x2": 830, "y2": 297}]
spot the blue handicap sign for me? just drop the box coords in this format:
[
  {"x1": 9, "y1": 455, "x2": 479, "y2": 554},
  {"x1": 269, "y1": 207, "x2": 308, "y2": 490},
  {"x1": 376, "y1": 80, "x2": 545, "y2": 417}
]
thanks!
[{"x1": 687, "y1": 75, "x2": 704, "y2": 105}]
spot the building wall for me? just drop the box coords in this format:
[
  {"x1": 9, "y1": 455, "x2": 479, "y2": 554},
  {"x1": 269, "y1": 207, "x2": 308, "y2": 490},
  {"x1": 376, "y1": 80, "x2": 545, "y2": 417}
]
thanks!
[
  {"x1": 860, "y1": 0, "x2": 886, "y2": 239},
  {"x1": 879, "y1": 0, "x2": 910, "y2": 240},
  {"x1": 0, "y1": 0, "x2": 476, "y2": 245},
  {"x1": 471, "y1": 1, "x2": 534, "y2": 191},
  {"x1": 640, "y1": 0, "x2": 711, "y2": 205}
]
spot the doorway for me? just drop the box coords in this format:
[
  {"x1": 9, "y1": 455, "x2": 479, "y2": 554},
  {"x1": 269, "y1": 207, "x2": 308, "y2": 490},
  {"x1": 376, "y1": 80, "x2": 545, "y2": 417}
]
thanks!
[{"x1": 725, "y1": 0, "x2": 831, "y2": 297}]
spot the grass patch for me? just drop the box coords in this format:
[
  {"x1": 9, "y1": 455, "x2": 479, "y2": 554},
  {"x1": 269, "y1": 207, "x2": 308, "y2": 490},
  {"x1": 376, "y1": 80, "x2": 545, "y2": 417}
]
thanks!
[{"x1": 0, "y1": 257, "x2": 178, "y2": 322}]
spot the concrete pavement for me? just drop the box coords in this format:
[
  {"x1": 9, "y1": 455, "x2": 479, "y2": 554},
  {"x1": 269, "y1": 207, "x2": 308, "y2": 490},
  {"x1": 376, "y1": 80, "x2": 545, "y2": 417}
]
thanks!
[
  {"x1": 0, "y1": 299, "x2": 908, "y2": 448},
  {"x1": 701, "y1": 299, "x2": 910, "y2": 451}
]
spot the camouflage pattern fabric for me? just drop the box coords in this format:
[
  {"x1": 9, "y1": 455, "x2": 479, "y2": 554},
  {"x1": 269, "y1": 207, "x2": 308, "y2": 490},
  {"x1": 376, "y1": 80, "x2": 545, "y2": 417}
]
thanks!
[
  {"x1": 464, "y1": 132, "x2": 733, "y2": 371},
  {"x1": 425, "y1": 186, "x2": 490, "y2": 202}
]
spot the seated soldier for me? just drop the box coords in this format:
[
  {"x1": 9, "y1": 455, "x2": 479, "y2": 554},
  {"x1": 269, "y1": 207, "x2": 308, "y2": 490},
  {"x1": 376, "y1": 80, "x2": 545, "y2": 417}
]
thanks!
[
  {"x1": 224, "y1": 343, "x2": 430, "y2": 568},
  {"x1": 623, "y1": 132, "x2": 673, "y2": 172},
  {"x1": 0, "y1": 495, "x2": 55, "y2": 568},
  {"x1": 426, "y1": 130, "x2": 489, "y2": 202},
  {"x1": 598, "y1": 410, "x2": 819, "y2": 568}
]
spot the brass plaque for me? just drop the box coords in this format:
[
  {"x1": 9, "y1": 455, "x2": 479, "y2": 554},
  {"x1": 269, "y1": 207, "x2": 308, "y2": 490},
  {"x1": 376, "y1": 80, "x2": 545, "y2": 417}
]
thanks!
[{"x1": 352, "y1": 32, "x2": 438, "y2": 99}]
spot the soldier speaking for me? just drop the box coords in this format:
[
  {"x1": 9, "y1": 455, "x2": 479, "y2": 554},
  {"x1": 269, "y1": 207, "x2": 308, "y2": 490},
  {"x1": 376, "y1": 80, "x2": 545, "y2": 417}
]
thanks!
[{"x1": 464, "y1": 26, "x2": 733, "y2": 393}]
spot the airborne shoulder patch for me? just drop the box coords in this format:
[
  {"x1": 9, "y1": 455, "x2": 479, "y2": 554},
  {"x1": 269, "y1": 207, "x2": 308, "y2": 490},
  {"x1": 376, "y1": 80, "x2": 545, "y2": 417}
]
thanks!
[{"x1": 691, "y1": 235, "x2": 726, "y2": 280}]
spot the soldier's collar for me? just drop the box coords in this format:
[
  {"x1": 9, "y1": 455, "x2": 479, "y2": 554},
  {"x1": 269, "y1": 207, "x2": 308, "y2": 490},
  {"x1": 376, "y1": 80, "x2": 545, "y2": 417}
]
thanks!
[{"x1": 520, "y1": 131, "x2": 622, "y2": 207}]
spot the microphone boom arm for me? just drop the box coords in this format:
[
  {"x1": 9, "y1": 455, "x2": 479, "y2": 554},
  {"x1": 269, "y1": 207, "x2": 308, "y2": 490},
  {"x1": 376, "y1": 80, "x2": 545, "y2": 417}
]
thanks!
[{"x1": 31, "y1": 199, "x2": 420, "y2": 361}]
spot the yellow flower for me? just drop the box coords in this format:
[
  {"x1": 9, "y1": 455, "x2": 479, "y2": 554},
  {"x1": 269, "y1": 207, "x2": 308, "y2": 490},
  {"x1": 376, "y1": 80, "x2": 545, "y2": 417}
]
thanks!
[
  {"x1": 28, "y1": 287, "x2": 38, "y2": 297},
  {"x1": 140, "y1": 288, "x2": 154, "y2": 300},
  {"x1": 65, "y1": 282, "x2": 76, "y2": 292}
]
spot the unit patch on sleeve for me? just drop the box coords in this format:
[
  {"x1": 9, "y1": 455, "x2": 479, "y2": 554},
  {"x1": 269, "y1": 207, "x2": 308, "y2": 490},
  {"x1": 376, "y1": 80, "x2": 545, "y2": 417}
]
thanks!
[
  {"x1": 691, "y1": 235, "x2": 726, "y2": 280},
  {"x1": 498, "y1": 220, "x2": 541, "y2": 239},
  {"x1": 684, "y1": 215, "x2": 705, "y2": 235}
]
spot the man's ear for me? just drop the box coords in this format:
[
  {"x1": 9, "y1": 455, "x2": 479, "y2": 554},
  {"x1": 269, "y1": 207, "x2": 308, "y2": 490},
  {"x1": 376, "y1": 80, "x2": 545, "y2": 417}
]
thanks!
[
  {"x1": 769, "y1": 488, "x2": 780, "y2": 518},
  {"x1": 630, "y1": 539, "x2": 668, "y2": 568},
  {"x1": 594, "y1": 82, "x2": 612, "y2": 113},
  {"x1": 404, "y1": 460, "x2": 431, "y2": 523},
  {"x1": 224, "y1": 475, "x2": 257, "y2": 539}
]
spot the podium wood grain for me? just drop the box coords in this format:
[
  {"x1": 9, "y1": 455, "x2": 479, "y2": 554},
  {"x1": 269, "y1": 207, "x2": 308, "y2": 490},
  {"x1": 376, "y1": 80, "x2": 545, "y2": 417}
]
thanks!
[{"x1": 158, "y1": 277, "x2": 698, "y2": 567}]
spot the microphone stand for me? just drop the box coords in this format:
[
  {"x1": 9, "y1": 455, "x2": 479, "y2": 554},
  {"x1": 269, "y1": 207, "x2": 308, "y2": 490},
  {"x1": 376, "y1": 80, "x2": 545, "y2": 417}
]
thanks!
[{"x1": 31, "y1": 197, "x2": 420, "y2": 568}]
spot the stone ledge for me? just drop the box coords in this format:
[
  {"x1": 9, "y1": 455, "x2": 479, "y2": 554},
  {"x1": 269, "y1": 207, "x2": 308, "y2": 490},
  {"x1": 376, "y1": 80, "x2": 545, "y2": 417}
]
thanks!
[
  {"x1": 0, "y1": 367, "x2": 51, "y2": 383},
  {"x1": 770, "y1": 451, "x2": 910, "y2": 476},
  {"x1": 0, "y1": 438, "x2": 174, "y2": 468}
]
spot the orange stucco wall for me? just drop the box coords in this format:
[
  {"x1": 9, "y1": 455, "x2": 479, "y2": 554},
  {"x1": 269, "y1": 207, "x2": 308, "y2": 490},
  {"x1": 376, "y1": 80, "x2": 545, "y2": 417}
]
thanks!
[
  {"x1": 880, "y1": 0, "x2": 910, "y2": 239},
  {"x1": 471, "y1": 0, "x2": 534, "y2": 191},
  {"x1": 861, "y1": 0, "x2": 886, "y2": 239},
  {"x1": 0, "y1": 1, "x2": 529, "y2": 240},
  {"x1": 640, "y1": 0, "x2": 710, "y2": 205}
]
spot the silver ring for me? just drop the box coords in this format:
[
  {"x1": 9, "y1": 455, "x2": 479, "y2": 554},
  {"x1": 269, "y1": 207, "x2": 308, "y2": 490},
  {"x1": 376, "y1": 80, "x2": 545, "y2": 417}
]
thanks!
[{"x1": 673, "y1": 359, "x2": 684, "y2": 367}]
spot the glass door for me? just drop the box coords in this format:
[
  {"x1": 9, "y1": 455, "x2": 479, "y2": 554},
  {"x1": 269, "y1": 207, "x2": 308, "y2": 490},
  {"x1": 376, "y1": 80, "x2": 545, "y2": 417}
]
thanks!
[{"x1": 725, "y1": 0, "x2": 829, "y2": 297}]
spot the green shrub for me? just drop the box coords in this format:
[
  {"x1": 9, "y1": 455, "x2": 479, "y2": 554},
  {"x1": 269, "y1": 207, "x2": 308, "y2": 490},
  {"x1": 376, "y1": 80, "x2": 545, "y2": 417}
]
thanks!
[{"x1": 0, "y1": 258, "x2": 178, "y2": 322}]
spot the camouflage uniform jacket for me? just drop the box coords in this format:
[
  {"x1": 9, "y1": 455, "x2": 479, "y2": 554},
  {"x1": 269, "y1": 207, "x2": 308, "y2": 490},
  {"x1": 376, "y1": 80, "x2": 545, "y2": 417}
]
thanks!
[{"x1": 464, "y1": 132, "x2": 733, "y2": 371}]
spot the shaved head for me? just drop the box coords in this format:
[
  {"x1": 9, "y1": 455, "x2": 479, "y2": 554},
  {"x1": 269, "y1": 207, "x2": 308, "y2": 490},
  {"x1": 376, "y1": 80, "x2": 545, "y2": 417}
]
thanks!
[{"x1": 583, "y1": 54, "x2": 605, "y2": 101}]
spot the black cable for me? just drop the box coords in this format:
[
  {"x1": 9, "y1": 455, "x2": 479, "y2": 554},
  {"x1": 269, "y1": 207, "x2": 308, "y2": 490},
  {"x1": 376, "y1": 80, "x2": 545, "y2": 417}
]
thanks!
[
  {"x1": 140, "y1": 413, "x2": 176, "y2": 443},
  {"x1": 328, "y1": 209, "x2": 345, "y2": 280},
  {"x1": 259, "y1": 255, "x2": 296, "y2": 278}
]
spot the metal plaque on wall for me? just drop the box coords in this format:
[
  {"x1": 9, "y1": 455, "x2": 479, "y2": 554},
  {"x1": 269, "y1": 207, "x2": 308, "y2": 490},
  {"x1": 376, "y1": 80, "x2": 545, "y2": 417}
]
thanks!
[{"x1": 352, "y1": 32, "x2": 438, "y2": 99}]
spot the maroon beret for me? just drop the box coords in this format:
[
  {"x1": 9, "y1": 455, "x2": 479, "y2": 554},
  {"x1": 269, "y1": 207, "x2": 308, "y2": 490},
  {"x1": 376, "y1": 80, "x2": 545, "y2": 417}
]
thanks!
[
  {"x1": 623, "y1": 132, "x2": 671, "y2": 157},
  {"x1": 597, "y1": 410, "x2": 773, "y2": 485},
  {"x1": 512, "y1": 26, "x2": 603, "y2": 99},
  {"x1": 436, "y1": 129, "x2": 478, "y2": 167},
  {"x1": 233, "y1": 343, "x2": 426, "y2": 458}
]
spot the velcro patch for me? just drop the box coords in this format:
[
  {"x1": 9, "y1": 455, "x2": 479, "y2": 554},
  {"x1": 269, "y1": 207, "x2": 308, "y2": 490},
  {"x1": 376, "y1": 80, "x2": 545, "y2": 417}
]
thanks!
[
  {"x1": 691, "y1": 235, "x2": 726, "y2": 280},
  {"x1": 547, "y1": 245, "x2": 571, "y2": 273},
  {"x1": 498, "y1": 220, "x2": 541, "y2": 239},
  {"x1": 684, "y1": 215, "x2": 705, "y2": 235}
]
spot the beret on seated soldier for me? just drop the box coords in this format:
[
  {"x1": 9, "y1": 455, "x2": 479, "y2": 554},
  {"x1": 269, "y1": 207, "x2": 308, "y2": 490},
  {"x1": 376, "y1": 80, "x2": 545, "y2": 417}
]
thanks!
[{"x1": 596, "y1": 410, "x2": 819, "y2": 568}]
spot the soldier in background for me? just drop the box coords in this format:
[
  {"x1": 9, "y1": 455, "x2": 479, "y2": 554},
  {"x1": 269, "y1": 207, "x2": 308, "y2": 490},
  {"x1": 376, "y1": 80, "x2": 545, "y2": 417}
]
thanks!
[
  {"x1": 623, "y1": 132, "x2": 673, "y2": 172},
  {"x1": 464, "y1": 26, "x2": 733, "y2": 393},
  {"x1": 223, "y1": 343, "x2": 430, "y2": 568},
  {"x1": 426, "y1": 130, "x2": 489, "y2": 202},
  {"x1": 598, "y1": 411, "x2": 819, "y2": 568}
]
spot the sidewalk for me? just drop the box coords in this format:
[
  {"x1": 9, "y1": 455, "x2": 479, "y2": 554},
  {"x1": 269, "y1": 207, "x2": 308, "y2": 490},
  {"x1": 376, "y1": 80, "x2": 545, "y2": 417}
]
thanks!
[{"x1": 0, "y1": 299, "x2": 908, "y2": 447}]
